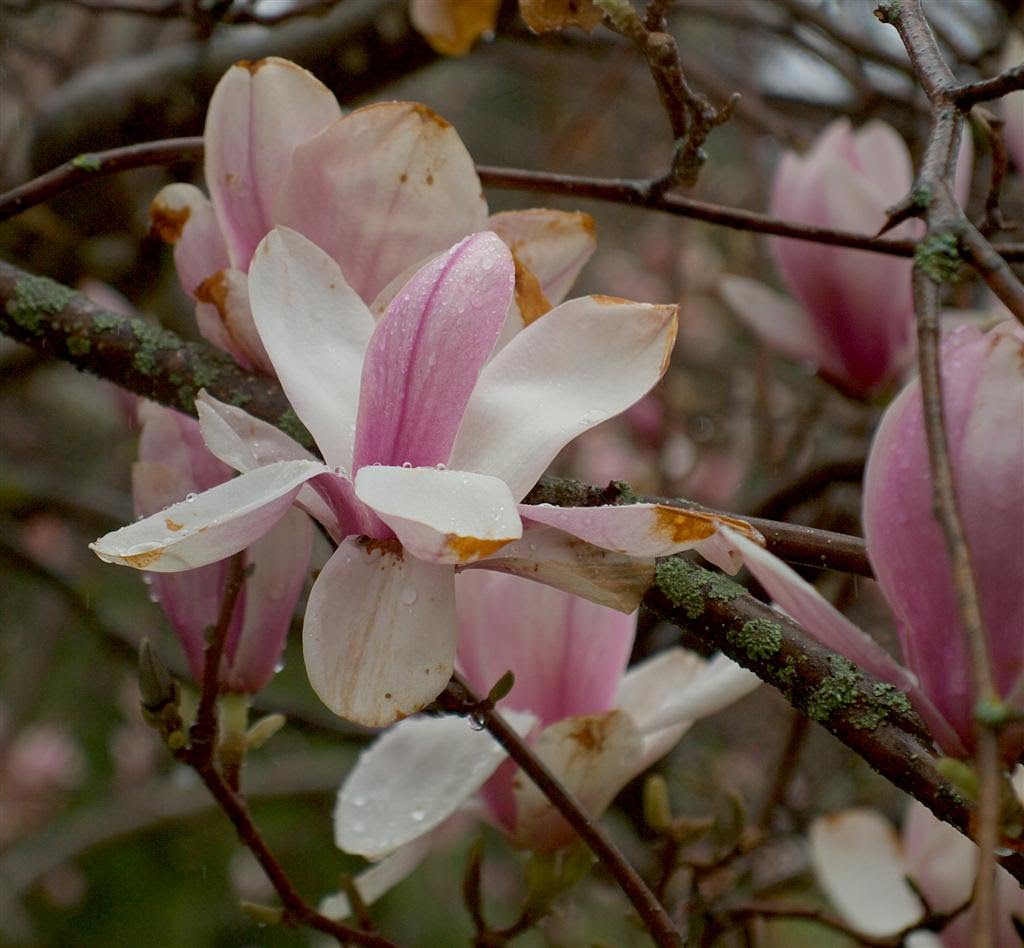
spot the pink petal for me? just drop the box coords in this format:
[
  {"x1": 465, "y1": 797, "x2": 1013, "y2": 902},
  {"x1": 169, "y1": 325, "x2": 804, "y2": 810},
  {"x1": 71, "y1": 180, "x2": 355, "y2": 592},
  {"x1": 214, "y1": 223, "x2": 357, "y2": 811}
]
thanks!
[
  {"x1": 302, "y1": 537, "x2": 457, "y2": 725},
  {"x1": 353, "y1": 232, "x2": 514, "y2": 470},
  {"x1": 487, "y1": 209, "x2": 597, "y2": 305},
  {"x1": 150, "y1": 183, "x2": 229, "y2": 296},
  {"x1": 193, "y1": 268, "x2": 272, "y2": 373},
  {"x1": 223, "y1": 507, "x2": 312, "y2": 692},
  {"x1": 722, "y1": 526, "x2": 967, "y2": 754},
  {"x1": 520, "y1": 502, "x2": 762, "y2": 563},
  {"x1": 274, "y1": 101, "x2": 488, "y2": 302},
  {"x1": 852, "y1": 120, "x2": 915, "y2": 212},
  {"x1": 135, "y1": 403, "x2": 231, "y2": 501},
  {"x1": 470, "y1": 526, "x2": 655, "y2": 612},
  {"x1": 353, "y1": 465, "x2": 521, "y2": 564},
  {"x1": 334, "y1": 710, "x2": 534, "y2": 859},
  {"x1": 510, "y1": 711, "x2": 643, "y2": 852},
  {"x1": 810, "y1": 809, "x2": 924, "y2": 937},
  {"x1": 248, "y1": 227, "x2": 376, "y2": 470},
  {"x1": 901, "y1": 801, "x2": 976, "y2": 914},
  {"x1": 205, "y1": 57, "x2": 341, "y2": 268},
  {"x1": 456, "y1": 570, "x2": 635, "y2": 726},
  {"x1": 449, "y1": 296, "x2": 678, "y2": 500},
  {"x1": 91, "y1": 459, "x2": 326, "y2": 572}
]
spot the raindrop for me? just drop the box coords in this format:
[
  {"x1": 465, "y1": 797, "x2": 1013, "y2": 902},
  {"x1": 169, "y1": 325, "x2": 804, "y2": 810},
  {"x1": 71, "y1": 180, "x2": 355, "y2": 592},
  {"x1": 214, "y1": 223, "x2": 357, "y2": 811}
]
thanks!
[
  {"x1": 435, "y1": 462, "x2": 447, "y2": 471},
  {"x1": 351, "y1": 795, "x2": 367, "y2": 808},
  {"x1": 468, "y1": 713, "x2": 487, "y2": 731},
  {"x1": 411, "y1": 808, "x2": 425, "y2": 822},
  {"x1": 274, "y1": 660, "x2": 285, "y2": 674},
  {"x1": 400, "y1": 586, "x2": 418, "y2": 606},
  {"x1": 126, "y1": 541, "x2": 162, "y2": 556},
  {"x1": 401, "y1": 461, "x2": 413, "y2": 469},
  {"x1": 481, "y1": 258, "x2": 494, "y2": 272},
  {"x1": 580, "y1": 409, "x2": 606, "y2": 426},
  {"x1": 333, "y1": 465, "x2": 347, "y2": 477},
  {"x1": 135, "y1": 514, "x2": 144, "y2": 522},
  {"x1": 185, "y1": 492, "x2": 197, "y2": 503}
]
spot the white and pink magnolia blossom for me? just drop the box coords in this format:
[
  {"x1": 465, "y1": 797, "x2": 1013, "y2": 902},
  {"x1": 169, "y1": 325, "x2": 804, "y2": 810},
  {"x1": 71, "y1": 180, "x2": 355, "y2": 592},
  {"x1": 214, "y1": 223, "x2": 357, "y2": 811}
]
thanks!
[
  {"x1": 133, "y1": 402, "x2": 313, "y2": 693},
  {"x1": 152, "y1": 56, "x2": 598, "y2": 372},
  {"x1": 721, "y1": 118, "x2": 972, "y2": 398},
  {"x1": 719, "y1": 321, "x2": 1024, "y2": 760},
  {"x1": 810, "y1": 773, "x2": 1024, "y2": 945},
  {"x1": 1000, "y1": 31, "x2": 1024, "y2": 175},
  {"x1": 321, "y1": 570, "x2": 759, "y2": 918},
  {"x1": 91, "y1": 227, "x2": 760, "y2": 727}
]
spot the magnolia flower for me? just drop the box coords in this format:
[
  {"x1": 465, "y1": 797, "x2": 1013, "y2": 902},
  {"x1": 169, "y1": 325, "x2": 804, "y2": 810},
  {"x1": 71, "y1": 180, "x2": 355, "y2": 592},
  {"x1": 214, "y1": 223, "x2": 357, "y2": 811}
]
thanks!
[
  {"x1": 134, "y1": 402, "x2": 313, "y2": 693},
  {"x1": 409, "y1": 0, "x2": 602, "y2": 55},
  {"x1": 1000, "y1": 31, "x2": 1024, "y2": 175},
  {"x1": 720, "y1": 321, "x2": 1024, "y2": 760},
  {"x1": 321, "y1": 570, "x2": 759, "y2": 917},
  {"x1": 810, "y1": 773, "x2": 1024, "y2": 945},
  {"x1": 152, "y1": 56, "x2": 598, "y2": 372},
  {"x1": 721, "y1": 118, "x2": 972, "y2": 398},
  {"x1": 91, "y1": 227, "x2": 759, "y2": 726}
]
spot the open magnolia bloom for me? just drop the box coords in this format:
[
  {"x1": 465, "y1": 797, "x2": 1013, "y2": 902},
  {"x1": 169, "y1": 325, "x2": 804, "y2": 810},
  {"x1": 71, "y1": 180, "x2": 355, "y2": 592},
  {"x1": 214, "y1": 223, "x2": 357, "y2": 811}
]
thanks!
[
  {"x1": 720, "y1": 321, "x2": 1024, "y2": 760},
  {"x1": 810, "y1": 771, "x2": 1024, "y2": 945},
  {"x1": 91, "y1": 227, "x2": 760, "y2": 726},
  {"x1": 321, "y1": 570, "x2": 760, "y2": 918},
  {"x1": 133, "y1": 403, "x2": 313, "y2": 693},
  {"x1": 720, "y1": 118, "x2": 971, "y2": 398},
  {"x1": 152, "y1": 56, "x2": 598, "y2": 372}
]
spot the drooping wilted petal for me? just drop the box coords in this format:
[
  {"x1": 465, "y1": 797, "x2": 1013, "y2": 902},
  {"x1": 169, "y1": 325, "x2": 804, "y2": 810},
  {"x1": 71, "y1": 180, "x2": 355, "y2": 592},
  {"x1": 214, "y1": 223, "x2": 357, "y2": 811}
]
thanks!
[
  {"x1": 354, "y1": 465, "x2": 521, "y2": 564},
  {"x1": 409, "y1": 0, "x2": 501, "y2": 55},
  {"x1": 275, "y1": 101, "x2": 488, "y2": 302},
  {"x1": 449, "y1": 296, "x2": 678, "y2": 500},
  {"x1": 810, "y1": 810, "x2": 925, "y2": 938},
  {"x1": 248, "y1": 227, "x2": 376, "y2": 470},
  {"x1": 91, "y1": 460, "x2": 326, "y2": 572},
  {"x1": 335, "y1": 711, "x2": 535, "y2": 859},
  {"x1": 456, "y1": 570, "x2": 635, "y2": 725},
  {"x1": 205, "y1": 57, "x2": 341, "y2": 268},
  {"x1": 353, "y1": 232, "x2": 514, "y2": 470},
  {"x1": 487, "y1": 209, "x2": 597, "y2": 306},
  {"x1": 302, "y1": 537, "x2": 457, "y2": 726}
]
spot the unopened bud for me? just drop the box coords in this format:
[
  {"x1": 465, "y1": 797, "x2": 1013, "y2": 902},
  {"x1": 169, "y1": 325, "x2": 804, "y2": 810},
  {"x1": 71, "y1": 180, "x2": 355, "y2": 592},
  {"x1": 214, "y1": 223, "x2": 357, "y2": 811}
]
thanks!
[
  {"x1": 240, "y1": 901, "x2": 283, "y2": 926},
  {"x1": 246, "y1": 714, "x2": 286, "y2": 752},
  {"x1": 486, "y1": 670, "x2": 515, "y2": 705},
  {"x1": 643, "y1": 774, "x2": 673, "y2": 833},
  {"x1": 138, "y1": 638, "x2": 176, "y2": 712}
]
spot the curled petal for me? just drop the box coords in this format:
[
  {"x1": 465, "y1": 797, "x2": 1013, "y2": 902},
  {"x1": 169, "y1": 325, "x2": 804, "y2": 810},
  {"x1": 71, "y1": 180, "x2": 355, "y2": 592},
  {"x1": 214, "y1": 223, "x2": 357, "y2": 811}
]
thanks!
[
  {"x1": 249, "y1": 227, "x2": 376, "y2": 470},
  {"x1": 409, "y1": 0, "x2": 501, "y2": 56},
  {"x1": 303, "y1": 537, "x2": 456, "y2": 726},
  {"x1": 91, "y1": 460, "x2": 326, "y2": 572},
  {"x1": 450, "y1": 296, "x2": 678, "y2": 500},
  {"x1": 150, "y1": 183, "x2": 229, "y2": 295},
  {"x1": 810, "y1": 810, "x2": 924, "y2": 938},
  {"x1": 354, "y1": 465, "x2": 521, "y2": 564},
  {"x1": 193, "y1": 268, "x2": 271, "y2": 373},
  {"x1": 335, "y1": 710, "x2": 534, "y2": 859}
]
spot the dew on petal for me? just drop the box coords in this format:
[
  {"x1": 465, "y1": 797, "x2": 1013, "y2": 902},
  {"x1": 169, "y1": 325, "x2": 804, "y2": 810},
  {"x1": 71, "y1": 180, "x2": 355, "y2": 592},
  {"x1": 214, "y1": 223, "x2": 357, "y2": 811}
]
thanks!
[
  {"x1": 185, "y1": 492, "x2": 197, "y2": 502},
  {"x1": 400, "y1": 586, "x2": 418, "y2": 606}
]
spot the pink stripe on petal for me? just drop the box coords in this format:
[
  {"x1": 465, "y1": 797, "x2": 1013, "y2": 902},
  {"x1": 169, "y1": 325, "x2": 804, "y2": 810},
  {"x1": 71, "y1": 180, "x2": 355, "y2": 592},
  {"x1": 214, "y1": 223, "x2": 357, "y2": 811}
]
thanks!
[{"x1": 353, "y1": 232, "x2": 514, "y2": 470}]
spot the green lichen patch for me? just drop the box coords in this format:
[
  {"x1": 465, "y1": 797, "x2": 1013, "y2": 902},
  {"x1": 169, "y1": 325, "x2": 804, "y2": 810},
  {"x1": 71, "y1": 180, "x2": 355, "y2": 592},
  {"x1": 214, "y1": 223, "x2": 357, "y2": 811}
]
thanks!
[
  {"x1": 71, "y1": 153, "x2": 102, "y2": 172},
  {"x1": 653, "y1": 557, "x2": 744, "y2": 620},
  {"x1": 6, "y1": 276, "x2": 76, "y2": 334},
  {"x1": 92, "y1": 312, "x2": 121, "y2": 332},
  {"x1": 129, "y1": 318, "x2": 185, "y2": 376},
  {"x1": 806, "y1": 655, "x2": 863, "y2": 723},
  {"x1": 609, "y1": 480, "x2": 639, "y2": 505},
  {"x1": 851, "y1": 683, "x2": 913, "y2": 733},
  {"x1": 777, "y1": 657, "x2": 797, "y2": 690},
  {"x1": 66, "y1": 336, "x2": 91, "y2": 356},
  {"x1": 729, "y1": 618, "x2": 783, "y2": 662},
  {"x1": 915, "y1": 233, "x2": 961, "y2": 283}
]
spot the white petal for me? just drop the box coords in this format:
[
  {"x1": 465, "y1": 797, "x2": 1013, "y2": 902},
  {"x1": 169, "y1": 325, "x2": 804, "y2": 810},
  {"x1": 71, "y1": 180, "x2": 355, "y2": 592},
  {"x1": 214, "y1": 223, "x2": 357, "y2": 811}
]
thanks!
[
  {"x1": 90, "y1": 460, "x2": 326, "y2": 571},
  {"x1": 468, "y1": 526, "x2": 655, "y2": 612},
  {"x1": 303, "y1": 537, "x2": 456, "y2": 726},
  {"x1": 335, "y1": 709, "x2": 535, "y2": 859},
  {"x1": 449, "y1": 296, "x2": 677, "y2": 500},
  {"x1": 354, "y1": 465, "x2": 522, "y2": 564},
  {"x1": 810, "y1": 809, "x2": 924, "y2": 937},
  {"x1": 248, "y1": 227, "x2": 375, "y2": 470}
]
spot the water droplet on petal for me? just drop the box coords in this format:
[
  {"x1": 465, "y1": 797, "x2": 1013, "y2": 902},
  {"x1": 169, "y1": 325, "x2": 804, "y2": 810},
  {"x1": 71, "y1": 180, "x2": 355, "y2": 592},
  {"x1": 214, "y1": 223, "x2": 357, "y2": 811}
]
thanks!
[
  {"x1": 435, "y1": 462, "x2": 446, "y2": 471},
  {"x1": 352, "y1": 795, "x2": 367, "y2": 807},
  {"x1": 468, "y1": 713, "x2": 486, "y2": 731},
  {"x1": 401, "y1": 461, "x2": 412, "y2": 469},
  {"x1": 411, "y1": 808, "x2": 425, "y2": 822},
  {"x1": 185, "y1": 492, "x2": 197, "y2": 503},
  {"x1": 400, "y1": 586, "x2": 418, "y2": 606},
  {"x1": 274, "y1": 660, "x2": 285, "y2": 674}
]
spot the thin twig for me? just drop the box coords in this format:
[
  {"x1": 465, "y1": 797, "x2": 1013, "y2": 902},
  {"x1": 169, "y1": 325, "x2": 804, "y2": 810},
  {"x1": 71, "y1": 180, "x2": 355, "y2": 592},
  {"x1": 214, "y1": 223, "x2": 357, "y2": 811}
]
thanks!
[
  {"x1": 441, "y1": 673, "x2": 681, "y2": 948},
  {"x1": 953, "y1": 64, "x2": 1024, "y2": 110}
]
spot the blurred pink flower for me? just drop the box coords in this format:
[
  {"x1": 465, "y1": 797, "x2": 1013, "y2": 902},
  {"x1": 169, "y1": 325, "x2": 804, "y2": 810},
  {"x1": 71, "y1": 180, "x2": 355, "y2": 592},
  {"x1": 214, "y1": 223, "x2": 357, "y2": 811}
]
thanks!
[
  {"x1": 94, "y1": 229, "x2": 755, "y2": 726},
  {"x1": 322, "y1": 571, "x2": 758, "y2": 917},
  {"x1": 152, "y1": 57, "x2": 598, "y2": 372},
  {"x1": 811, "y1": 774, "x2": 1024, "y2": 945},
  {"x1": 1000, "y1": 31, "x2": 1024, "y2": 175},
  {"x1": 133, "y1": 401, "x2": 313, "y2": 693},
  {"x1": 721, "y1": 118, "x2": 972, "y2": 397},
  {"x1": 720, "y1": 322, "x2": 1024, "y2": 760}
]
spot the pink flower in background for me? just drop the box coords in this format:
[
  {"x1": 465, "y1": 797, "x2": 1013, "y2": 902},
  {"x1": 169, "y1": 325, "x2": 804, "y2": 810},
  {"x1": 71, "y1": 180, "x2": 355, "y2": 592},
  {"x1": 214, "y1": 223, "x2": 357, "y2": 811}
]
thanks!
[
  {"x1": 133, "y1": 402, "x2": 313, "y2": 693},
  {"x1": 152, "y1": 56, "x2": 598, "y2": 373},
  {"x1": 321, "y1": 571, "x2": 758, "y2": 917},
  {"x1": 721, "y1": 118, "x2": 972, "y2": 398},
  {"x1": 720, "y1": 321, "x2": 1024, "y2": 760},
  {"x1": 811, "y1": 775, "x2": 1024, "y2": 945},
  {"x1": 92, "y1": 227, "x2": 759, "y2": 727},
  {"x1": 1000, "y1": 31, "x2": 1024, "y2": 175}
]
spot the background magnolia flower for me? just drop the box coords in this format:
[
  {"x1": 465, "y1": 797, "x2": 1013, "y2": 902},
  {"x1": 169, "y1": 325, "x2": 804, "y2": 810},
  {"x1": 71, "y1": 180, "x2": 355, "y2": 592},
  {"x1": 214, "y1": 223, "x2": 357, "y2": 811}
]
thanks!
[
  {"x1": 721, "y1": 117, "x2": 972, "y2": 398},
  {"x1": 152, "y1": 56, "x2": 598, "y2": 372},
  {"x1": 92, "y1": 228, "x2": 759, "y2": 727},
  {"x1": 1001, "y1": 31, "x2": 1024, "y2": 175},
  {"x1": 133, "y1": 402, "x2": 313, "y2": 693},
  {"x1": 322, "y1": 570, "x2": 759, "y2": 918},
  {"x1": 721, "y1": 321, "x2": 1024, "y2": 760},
  {"x1": 811, "y1": 775, "x2": 1024, "y2": 945}
]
